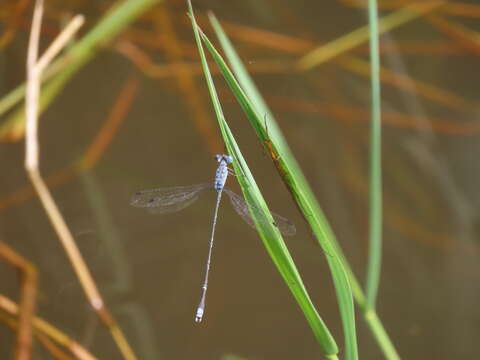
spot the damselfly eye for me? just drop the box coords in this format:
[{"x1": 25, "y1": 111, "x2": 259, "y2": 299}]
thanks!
[
  {"x1": 214, "y1": 154, "x2": 222, "y2": 162},
  {"x1": 225, "y1": 155, "x2": 233, "y2": 163}
]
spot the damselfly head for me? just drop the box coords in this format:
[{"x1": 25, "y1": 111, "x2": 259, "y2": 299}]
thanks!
[{"x1": 214, "y1": 154, "x2": 233, "y2": 164}]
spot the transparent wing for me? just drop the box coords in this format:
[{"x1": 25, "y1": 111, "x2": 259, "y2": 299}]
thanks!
[
  {"x1": 131, "y1": 183, "x2": 212, "y2": 214},
  {"x1": 223, "y1": 188, "x2": 296, "y2": 236}
]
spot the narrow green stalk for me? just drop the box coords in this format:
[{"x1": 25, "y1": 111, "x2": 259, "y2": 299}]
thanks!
[
  {"x1": 365, "y1": 310, "x2": 400, "y2": 360},
  {"x1": 365, "y1": 0, "x2": 383, "y2": 311},
  {"x1": 0, "y1": 83, "x2": 26, "y2": 116}
]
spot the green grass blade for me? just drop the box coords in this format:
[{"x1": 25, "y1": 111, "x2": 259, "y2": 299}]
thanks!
[
  {"x1": 366, "y1": 0, "x2": 383, "y2": 311},
  {"x1": 0, "y1": 83, "x2": 26, "y2": 118},
  {"x1": 296, "y1": 1, "x2": 444, "y2": 70},
  {"x1": 204, "y1": 15, "x2": 359, "y2": 360},
  {"x1": 188, "y1": 2, "x2": 338, "y2": 357}
]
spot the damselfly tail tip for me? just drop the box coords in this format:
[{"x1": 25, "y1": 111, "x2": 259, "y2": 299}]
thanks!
[{"x1": 195, "y1": 307, "x2": 204, "y2": 323}]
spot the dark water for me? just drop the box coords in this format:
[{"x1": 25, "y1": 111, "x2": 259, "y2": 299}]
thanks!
[{"x1": 1, "y1": 0, "x2": 479, "y2": 359}]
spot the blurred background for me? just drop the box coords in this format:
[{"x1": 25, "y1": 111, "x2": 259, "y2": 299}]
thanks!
[{"x1": 1, "y1": 0, "x2": 479, "y2": 359}]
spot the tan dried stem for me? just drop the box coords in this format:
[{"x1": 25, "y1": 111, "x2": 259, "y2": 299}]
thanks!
[
  {"x1": 0, "y1": 294, "x2": 97, "y2": 360},
  {"x1": 0, "y1": 243, "x2": 38, "y2": 360},
  {"x1": 24, "y1": 1, "x2": 136, "y2": 359},
  {"x1": 0, "y1": 311, "x2": 72, "y2": 360}
]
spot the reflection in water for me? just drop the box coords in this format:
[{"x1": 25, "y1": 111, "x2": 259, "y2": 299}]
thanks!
[{"x1": 81, "y1": 171, "x2": 161, "y2": 359}]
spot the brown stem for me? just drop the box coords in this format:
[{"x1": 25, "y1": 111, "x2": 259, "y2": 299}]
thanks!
[{"x1": 0, "y1": 243, "x2": 37, "y2": 360}]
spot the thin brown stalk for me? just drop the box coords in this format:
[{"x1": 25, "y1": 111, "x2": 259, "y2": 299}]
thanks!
[
  {"x1": 0, "y1": 311, "x2": 72, "y2": 360},
  {"x1": 0, "y1": 295, "x2": 97, "y2": 360},
  {"x1": 392, "y1": 0, "x2": 480, "y2": 56},
  {"x1": 338, "y1": 0, "x2": 480, "y2": 19},
  {"x1": 0, "y1": 243, "x2": 37, "y2": 360},
  {"x1": 24, "y1": 1, "x2": 137, "y2": 359},
  {"x1": 34, "y1": 332, "x2": 73, "y2": 360},
  {"x1": 424, "y1": 14, "x2": 480, "y2": 56},
  {"x1": 334, "y1": 55, "x2": 473, "y2": 113},
  {"x1": 153, "y1": 5, "x2": 222, "y2": 154},
  {"x1": 265, "y1": 95, "x2": 480, "y2": 135},
  {"x1": 116, "y1": 40, "x2": 292, "y2": 78},
  {"x1": 80, "y1": 74, "x2": 139, "y2": 170}
]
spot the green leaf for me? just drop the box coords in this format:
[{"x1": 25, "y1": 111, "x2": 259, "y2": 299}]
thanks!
[
  {"x1": 205, "y1": 12, "x2": 360, "y2": 360},
  {"x1": 188, "y1": 1, "x2": 339, "y2": 358}
]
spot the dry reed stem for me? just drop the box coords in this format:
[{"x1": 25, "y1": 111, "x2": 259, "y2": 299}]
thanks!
[
  {"x1": 393, "y1": 0, "x2": 480, "y2": 56},
  {"x1": 80, "y1": 74, "x2": 139, "y2": 170},
  {"x1": 334, "y1": 56, "x2": 473, "y2": 112},
  {"x1": 24, "y1": 1, "x2": 136, "y2": 359},
  {"x1": 0, "y1": 311, "x2": 72, "y2": 360},
  {"x1": 338, "y1": 0, "x2": 480, "y2": 18},
  {"x1": 0, "y1": 294, "x2": 97, "y2": 360},
  {"x1": 0, "y1": 243, "x2": 37, "y2": 360},
  {"x1": 34, "y1": 332, "x2": 72, "y2": 360},
  {"x1": 420, "y1": 12, "x2": 480, "y2": 56},
  {"x1": 265, "y1": 95, "x2": 479, "y2": 135}
]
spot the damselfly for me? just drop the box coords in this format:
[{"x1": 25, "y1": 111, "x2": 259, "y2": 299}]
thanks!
[{"x1": 131, "y1": 154, "x2": 295, "y2": 322}]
